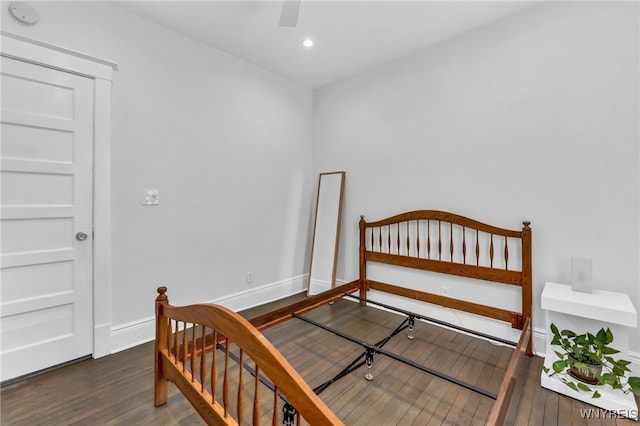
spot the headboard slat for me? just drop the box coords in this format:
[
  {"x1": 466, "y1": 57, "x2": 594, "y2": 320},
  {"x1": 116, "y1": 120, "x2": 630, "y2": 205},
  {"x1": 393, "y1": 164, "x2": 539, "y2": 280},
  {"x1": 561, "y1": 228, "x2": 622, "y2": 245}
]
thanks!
[
  {"x1": 504, "y1": 236, "x2": 509, "y2": 270},
  {"x1": 490, "y1": 234, "x2": 494, "y2": 268},
  {"x1": 462, "y1": 227, "x2": 467, "y2": 264},
  {"x1": 426, "y1": 221, "x2": 431, "y2": 259}
]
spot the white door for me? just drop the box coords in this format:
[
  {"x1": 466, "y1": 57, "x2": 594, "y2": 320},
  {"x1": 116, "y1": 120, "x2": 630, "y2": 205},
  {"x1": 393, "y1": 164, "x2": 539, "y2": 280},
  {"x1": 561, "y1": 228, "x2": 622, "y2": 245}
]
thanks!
[{"x1": 1, "y1": 56, "x2": 94, "y2": 382}]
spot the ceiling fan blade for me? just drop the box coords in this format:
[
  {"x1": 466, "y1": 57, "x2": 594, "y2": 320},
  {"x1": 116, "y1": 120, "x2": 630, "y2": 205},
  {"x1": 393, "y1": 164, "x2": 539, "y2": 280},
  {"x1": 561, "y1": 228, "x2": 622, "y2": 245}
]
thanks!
[{"x1": 279, "y1": 0, "x2": 300, "y2": 27}]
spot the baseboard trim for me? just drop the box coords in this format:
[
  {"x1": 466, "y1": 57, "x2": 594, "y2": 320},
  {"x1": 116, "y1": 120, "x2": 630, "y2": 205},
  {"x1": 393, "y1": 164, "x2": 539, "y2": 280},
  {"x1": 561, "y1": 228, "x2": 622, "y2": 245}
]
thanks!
[
  {"x1": 208, "y1": 275, "x2": 307, "y2": 312},
  {"x1": 532, "y1": 326, "x2": 546, "y2": 358},
  {"x1": 110, "y1": 316, "x2": 155, "y2": 354},
  {"x1": 109, "y1": 275, "x2": 308, "y2": 353}
]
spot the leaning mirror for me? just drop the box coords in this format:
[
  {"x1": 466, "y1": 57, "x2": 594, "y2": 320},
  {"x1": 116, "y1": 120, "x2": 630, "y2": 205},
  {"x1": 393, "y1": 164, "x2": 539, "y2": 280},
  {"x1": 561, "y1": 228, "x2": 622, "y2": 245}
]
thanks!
[{"x1": 307, "y1": 171, "x2": 345, "y2": 295}]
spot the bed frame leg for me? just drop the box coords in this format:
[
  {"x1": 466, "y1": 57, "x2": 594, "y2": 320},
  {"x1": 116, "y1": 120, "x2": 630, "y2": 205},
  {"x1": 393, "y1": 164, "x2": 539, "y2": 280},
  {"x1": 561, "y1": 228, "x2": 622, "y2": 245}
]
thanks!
[
  {"x1": 364, "y1": 348, "x2": 374, "y2": 381},
  {"x1": 155, "y1": 286, "x2": 169, "y2": 406},
  {"x1": 282, "y1": 402, "x2": 297, "y2": 426},
  {"x1": 407, "y1": 315, "x2": 415, "y2": 340}
]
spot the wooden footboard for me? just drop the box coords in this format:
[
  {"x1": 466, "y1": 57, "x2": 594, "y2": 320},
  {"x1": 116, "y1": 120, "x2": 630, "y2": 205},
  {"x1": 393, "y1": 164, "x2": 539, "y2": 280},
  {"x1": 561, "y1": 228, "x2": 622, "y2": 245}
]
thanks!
[{"x1": 154, "y1": 287, "x2": 343, "y2": 425}]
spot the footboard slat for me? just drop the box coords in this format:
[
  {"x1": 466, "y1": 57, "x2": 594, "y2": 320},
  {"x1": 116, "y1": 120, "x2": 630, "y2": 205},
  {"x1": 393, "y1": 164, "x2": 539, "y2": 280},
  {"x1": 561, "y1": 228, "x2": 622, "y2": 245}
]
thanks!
[
  {"x1": 236, "y1": 349, "x2": 244, "y2": 424},
  {"x1": 182, "y1": 321, "x2": 187, "y2": 373},
  {"x1": 211, "y1": 330, "x2": 218, "y2": 400},
  {"x1": 253, "y1": 364, "x2": 260, "y2": 425},
  {"x1": 272, "y1": 385, "x2": 279, "y2": 426},
  {"x1": 223, "y1": 339, "x2": 230, "y2": 417},
  {"x1": 191, "y1": 326, "x2": 197, "y2": 378},
  {"x1": 173, "y1": 321, "x2": 179, "y2": 361},
  {"x1": 154, "y1": 287, "x2": 343, "y2": 426},
  {"x1": 200, "y1": 325, "x2": 206, "y2": 392}
]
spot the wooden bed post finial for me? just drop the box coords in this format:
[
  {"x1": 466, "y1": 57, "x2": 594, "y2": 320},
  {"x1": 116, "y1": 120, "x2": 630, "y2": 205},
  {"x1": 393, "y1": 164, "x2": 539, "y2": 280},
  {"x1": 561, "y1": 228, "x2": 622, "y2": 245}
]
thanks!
[
  {"x1": 522, "y1": 221, "x2": 531, "y2": 231},
  {"x1": 156, "y1": 286, "x2": 168, "y2": 302}
]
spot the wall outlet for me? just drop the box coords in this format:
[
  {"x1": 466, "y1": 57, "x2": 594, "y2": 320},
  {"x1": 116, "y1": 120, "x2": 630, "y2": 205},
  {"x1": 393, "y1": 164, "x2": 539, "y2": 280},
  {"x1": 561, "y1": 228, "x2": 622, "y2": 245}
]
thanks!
[
  {"x1": 440, "y1": 286, "x2": 449, "y2": 296},
  {"x1": 246, "y1": 271, "x2": 253, "y2": 284}
]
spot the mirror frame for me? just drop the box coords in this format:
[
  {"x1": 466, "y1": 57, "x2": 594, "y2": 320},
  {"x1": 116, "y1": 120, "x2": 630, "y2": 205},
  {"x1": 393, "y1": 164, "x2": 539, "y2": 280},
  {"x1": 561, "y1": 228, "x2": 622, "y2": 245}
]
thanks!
[{"x1": 307, "y1": 171, "x2": 346, "y2": 295}]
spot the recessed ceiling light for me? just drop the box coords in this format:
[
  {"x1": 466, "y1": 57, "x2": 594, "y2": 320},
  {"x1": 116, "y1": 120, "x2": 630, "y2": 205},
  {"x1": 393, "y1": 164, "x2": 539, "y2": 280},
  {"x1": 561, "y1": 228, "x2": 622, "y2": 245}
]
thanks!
[{"x1": 302, "y1": 38, "x2": 314, "y2": 48}]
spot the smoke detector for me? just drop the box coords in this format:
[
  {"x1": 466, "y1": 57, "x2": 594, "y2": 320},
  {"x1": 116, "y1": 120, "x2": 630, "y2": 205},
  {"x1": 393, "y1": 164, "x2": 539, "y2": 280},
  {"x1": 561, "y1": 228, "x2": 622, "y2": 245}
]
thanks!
[{"x1": 8, "y1": 2, "x2": 38, "y2": 25}]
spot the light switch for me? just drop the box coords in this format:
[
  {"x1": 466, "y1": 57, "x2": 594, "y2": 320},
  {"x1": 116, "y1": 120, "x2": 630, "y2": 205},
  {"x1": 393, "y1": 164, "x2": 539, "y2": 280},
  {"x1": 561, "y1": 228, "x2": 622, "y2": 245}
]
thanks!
[{"x1": 142, "y1": 189, "x2": 159, "y2": 205}]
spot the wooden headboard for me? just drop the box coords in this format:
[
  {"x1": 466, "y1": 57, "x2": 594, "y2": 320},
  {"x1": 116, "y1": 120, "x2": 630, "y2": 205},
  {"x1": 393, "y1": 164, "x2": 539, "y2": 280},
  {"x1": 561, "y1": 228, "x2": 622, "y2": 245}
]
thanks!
[{"x1": 358, "y1": 210, "x2": 531, "y2": 352}]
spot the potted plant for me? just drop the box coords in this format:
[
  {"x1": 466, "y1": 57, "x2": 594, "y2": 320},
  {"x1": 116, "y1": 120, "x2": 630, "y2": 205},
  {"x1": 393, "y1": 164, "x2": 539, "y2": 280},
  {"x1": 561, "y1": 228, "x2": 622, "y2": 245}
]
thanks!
[{"x1": 543, "y1": 323, "x2": 640, "y2": 398}]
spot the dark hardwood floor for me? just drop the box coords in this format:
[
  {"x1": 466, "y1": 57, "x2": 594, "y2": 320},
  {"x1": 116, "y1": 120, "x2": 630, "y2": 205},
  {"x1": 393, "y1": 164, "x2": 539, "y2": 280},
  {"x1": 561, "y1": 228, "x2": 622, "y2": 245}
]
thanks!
[{"x1": 1, "y1": 294, "x2": 638, "y2": 425}]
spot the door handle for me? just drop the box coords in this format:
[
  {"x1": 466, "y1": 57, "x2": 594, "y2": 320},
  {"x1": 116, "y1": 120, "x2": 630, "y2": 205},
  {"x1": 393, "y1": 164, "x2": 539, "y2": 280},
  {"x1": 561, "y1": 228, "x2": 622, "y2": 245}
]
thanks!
[{"x1": 76, "y1": 232, "x2": 88, "y2": 241}]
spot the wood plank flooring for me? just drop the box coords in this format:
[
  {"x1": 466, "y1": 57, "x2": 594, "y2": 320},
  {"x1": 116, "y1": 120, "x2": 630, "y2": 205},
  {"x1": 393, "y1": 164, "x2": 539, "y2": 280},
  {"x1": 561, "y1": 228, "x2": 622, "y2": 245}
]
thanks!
[{"x1": 1, "y1": 294, "x2": 638, "y2": 425}]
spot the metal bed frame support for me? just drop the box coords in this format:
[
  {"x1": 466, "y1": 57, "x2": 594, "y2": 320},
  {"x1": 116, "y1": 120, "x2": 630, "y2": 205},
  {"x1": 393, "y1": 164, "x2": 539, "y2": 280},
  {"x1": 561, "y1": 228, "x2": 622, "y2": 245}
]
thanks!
[
  {"x1": 344, "y1": 293, "x2": 517, "y2": 347},
  {"x1": 313, "y1": 318, "x2": 409, "y2": 393},
  {"x1": 217, "y1": 291, "x2": 515, "y2": 420},
  {"x1": 293, "y1": 312, "x2": 498, "y2": 400}
]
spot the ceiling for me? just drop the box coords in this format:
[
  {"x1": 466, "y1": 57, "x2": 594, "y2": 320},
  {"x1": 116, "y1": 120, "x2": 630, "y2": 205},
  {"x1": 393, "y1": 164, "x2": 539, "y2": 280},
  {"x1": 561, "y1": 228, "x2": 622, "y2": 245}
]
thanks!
[{"x1": 115, "y1": 1, "x2": 539, "y2": 89}]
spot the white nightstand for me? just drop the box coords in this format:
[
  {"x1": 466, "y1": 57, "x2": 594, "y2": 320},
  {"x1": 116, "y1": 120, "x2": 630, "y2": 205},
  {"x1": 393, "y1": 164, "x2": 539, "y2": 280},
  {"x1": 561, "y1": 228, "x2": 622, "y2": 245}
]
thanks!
[{"x1": 541, "y1": 282, "x2": 638, "y2": 419}]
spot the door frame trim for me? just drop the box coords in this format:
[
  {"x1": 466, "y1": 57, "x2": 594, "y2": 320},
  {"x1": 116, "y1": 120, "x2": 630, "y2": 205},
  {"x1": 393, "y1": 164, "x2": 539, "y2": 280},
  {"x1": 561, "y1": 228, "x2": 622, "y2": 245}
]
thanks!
[{"x1": 1, "y1": 31, "x2": 117, "y2": 358}]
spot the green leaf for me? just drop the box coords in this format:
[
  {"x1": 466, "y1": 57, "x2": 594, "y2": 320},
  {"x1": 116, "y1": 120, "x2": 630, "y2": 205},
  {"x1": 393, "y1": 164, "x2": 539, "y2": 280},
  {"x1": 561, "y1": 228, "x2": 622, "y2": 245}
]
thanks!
[
  {"x1": 577, "y1": 382, "x2": 591, "y2": 392},
  {"x1": 553, "y1": 360, "x2": 568, "y2": 373},
  {"x1": 627, "y1": 377, "x2": 640, "y2": 396},
  {"x1": 596, "y1": 328, "x2": 608, "y2": 344},
  {"x1": 599, "y1": 373, "x2": 618, "y2": 386},
  {"x1": 561, "y1": 329, "x2": 576, "y2": 338},
  {"x1": 605, "y1": 328, "x2": 614, "y2": 344},
  {"x1": 542, "y1": 366, "x2": 550, "y2": 374},
  {"x1": 601, "y1": 346, "x2": 619, "y2": 355},
  {"x1": 550, "y1": 323, "x2": 559, "y2": 336},
  {"x1": 550, "y1": 336, "x2": 562, "y2": 346},
  {"x1": 592, "y1": 390, "x2": 601, "y2": 398},
  {"x1": 554, "y1": 351, "x2": 566, "y2": 360},
  {"x1": 612, "y1": 365, "x2": 626, "y2": 376},
  {"x1": 574, "y1": 335, "x2": 588, "y2": 345},
  {"x1": 627, "y1": 376, "x2": 640, "y2": 387},
  {"x1": 566, "y1": 381, "x2": 579, "y2": 392}
]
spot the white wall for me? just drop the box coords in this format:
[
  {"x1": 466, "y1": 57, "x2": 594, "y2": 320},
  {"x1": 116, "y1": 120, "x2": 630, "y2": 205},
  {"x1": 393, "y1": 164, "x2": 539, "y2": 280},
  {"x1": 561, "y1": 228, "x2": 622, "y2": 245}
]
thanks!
[
  {"x1": 2, "y1": 1, "x2": 314, "y2": 350},
  {"x1": 313, "y1": 2, "x2": 640, "y2": 354},
  {"x1": 3, "y1": 1, "x2": 638, "y2": 357}
]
